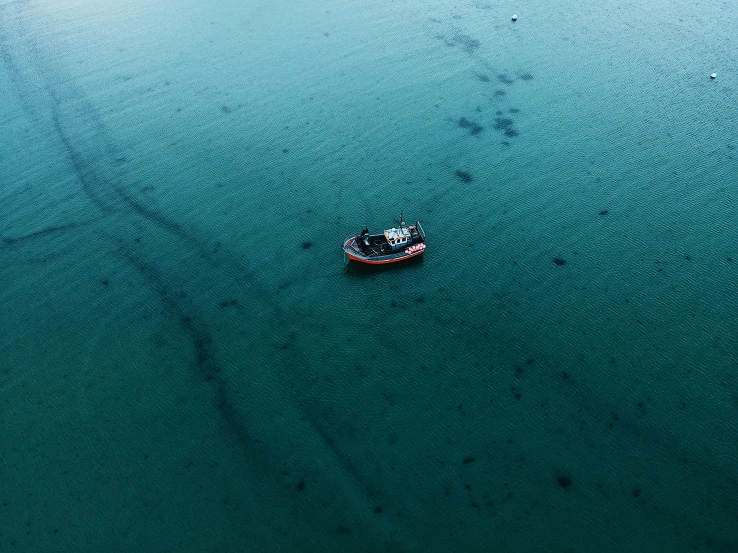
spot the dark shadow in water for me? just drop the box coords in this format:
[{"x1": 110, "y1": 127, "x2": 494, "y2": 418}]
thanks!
[{"x1": 343, "y1": 254, "x2": 424, "y2": 278}]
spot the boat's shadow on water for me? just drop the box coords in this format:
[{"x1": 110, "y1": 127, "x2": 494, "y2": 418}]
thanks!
[{"x1": 342, "y1": 254, "x2": 425, "y2": 278}]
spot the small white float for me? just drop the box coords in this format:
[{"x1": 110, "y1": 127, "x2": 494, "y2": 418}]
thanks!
[
  {"x1": 710, "y1": 73, "x2": 717, "y2": 79},
  {"x1": 512, "y1": 14, "x2": 518, "y2": 21}
]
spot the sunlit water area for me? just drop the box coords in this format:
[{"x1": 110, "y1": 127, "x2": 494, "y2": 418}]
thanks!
[{"x1": 1, "y1": 0, "x2": 737, "y2": 551}]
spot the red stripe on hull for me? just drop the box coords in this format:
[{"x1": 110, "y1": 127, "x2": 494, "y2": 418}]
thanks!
[{"x1": 344, "y1": 250, "x2": 424, "y2": 264}]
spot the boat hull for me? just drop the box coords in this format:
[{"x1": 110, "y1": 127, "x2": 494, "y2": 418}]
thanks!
[
  {"x1": 342, "y1": 236, "x2": 425, "y2": 264},
  {"x1": 344, "y1": 249, "x2": 425, "y2": 264}
]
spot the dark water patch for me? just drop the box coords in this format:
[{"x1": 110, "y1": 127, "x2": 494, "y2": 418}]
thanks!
[
  {"x1": 557, "y1": 474, "x2": 572, "y2": 488},
  {"x1": 415, "y1": 296, "x2": 425, "y2": 303},
  {"x1": 214, "y1": 385, "x2": 251, "y2": 447},
  {"x1": 632, "y1": 488, "x2": 641, "y2": 499},
  {"x1": 302, "y1": 241, "x2": 312, "y2": 249},
  {"x1": 494, "y1": 117, "x2": 519, "y2": 138},
  {"x1": 48, "y1": 97, "x2": 117, "y2": 213},
  {"x1": 101, "y1": 280, "x2": 109, "y2": 286},
  {"x1": 455, "y1": 170, "x2": 472, "y2": 183},
  {"x1": 282, "y1": 148, "x2": 289, "y2": 153},
  {"x1": 1, "y1": 220, "x2": 83, "y2": 246},
  {"x1": 553, "y1": 257, "x2": 566, "y2": 266},
  {"x1": 221, "y1": 105, "x2": 232, "y2": 113},
  {"x1": 219, "y1": 299, "x2": 238, "y2": 308},
  {"x1": 118, "y1": 189, "x2": 183, "y2": 233},
  {"x1": 519, "y1": 72, "x2": 534, "y2": 81},
  {"x1": 683, "y1": 254, "x2": 692, "y2": 261},
  {"x1": 497, "y1": 74, "x2": 514, "y2": 85},
  {"x1": 328, "y1": 524, "x2": 352, "y2": 536},
  {"x1": 115, "y1": 241, "x2": 250, "y2": 450},
  {"x1": 373, "y1": 505, "x2": 383, "y2": 514},
  {"x1": 300, "y1": 415, "x2": 385, "y2": 516},
  {"x1": 462, "y1": 457, "x2": 476, "y2": 464},
  {"x1": 475, "y1": 72, "x2": 490, "y2": 82},
  {"x1": 494, "y1": 117, "x2": 514, "y2": 130},
  {"x1": 509, "y1": 108, "x2": 520, "y2": 113},
  {"x1": 458, "y1": 117, "x2": 484, "y2": 135},
  {"x1": 296, "y1": 480, "x2": 306, "y2": 491},
  {"x1": 494, "y1": 90, "x2": 506, "y2": 97},
  {"x1": 599, "y1": 210, "x2": 609, "y2": 215},
  {"x1": 451, "y1": 31, "x2": 480, "y2": 53}
]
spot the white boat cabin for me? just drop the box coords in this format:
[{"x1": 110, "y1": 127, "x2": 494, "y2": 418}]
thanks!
[{"x1": 384, "y1": 226, "x2": 411, "y2": 251}]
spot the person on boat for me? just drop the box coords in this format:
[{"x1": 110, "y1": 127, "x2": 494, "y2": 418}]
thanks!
[{"x1": 358, "y1": 228, "x2": 370, "y2": 251}]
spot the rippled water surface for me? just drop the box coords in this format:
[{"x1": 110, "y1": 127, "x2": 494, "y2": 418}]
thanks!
[{"x1": 1, "y1": 0, "x2": 737, "y2": 551}]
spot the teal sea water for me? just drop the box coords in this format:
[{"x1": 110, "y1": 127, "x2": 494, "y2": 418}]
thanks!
[{"x1": 1, "y1": 0, "x2": 737, "y2": 550}]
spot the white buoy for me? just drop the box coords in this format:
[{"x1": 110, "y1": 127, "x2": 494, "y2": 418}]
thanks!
[
  {"x1": 710, "y1": 73, "x2": 717, "y2": 79},
  {"x1": 512, "y1": 14, "x2": 518, "y2": 20}
]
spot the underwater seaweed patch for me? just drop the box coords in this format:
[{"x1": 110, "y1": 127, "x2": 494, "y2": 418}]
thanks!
[
  {"x1": 458, "y1": 117, "x2": 484, "y2": 135},
  {"x1": 455, "y1": 170, "x2": 473, "y2": 183}
]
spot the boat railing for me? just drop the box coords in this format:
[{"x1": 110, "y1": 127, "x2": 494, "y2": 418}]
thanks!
[
  {"x1": 343, "y1": 235, "x2": 367, "y2": 256},
  {"x1": 415, "y1": 221, "x2": 426, "y2": 240}
]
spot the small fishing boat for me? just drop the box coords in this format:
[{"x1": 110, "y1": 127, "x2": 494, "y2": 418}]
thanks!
[{"x1": 342, "y1": 214, "x2": 426, "y2": 265}]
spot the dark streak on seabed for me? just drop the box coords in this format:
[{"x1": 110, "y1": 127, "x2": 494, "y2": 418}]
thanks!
[{"x1": 0, "y1": 0, "x2": 387, "y2": 539}]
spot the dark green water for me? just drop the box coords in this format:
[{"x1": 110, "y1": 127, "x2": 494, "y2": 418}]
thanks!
[{"x1": 1, "y1": 0, "x2": 737, "y2": 551}]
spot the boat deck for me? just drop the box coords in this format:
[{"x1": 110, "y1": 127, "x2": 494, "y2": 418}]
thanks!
[{"x1": 357, "y1": 230, "x2": 423, "y2": 258}]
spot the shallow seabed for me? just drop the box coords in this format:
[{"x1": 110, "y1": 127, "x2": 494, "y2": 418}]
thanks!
[{"x1": 1, "y1": 0, "x2": 737, "y2": 551}]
